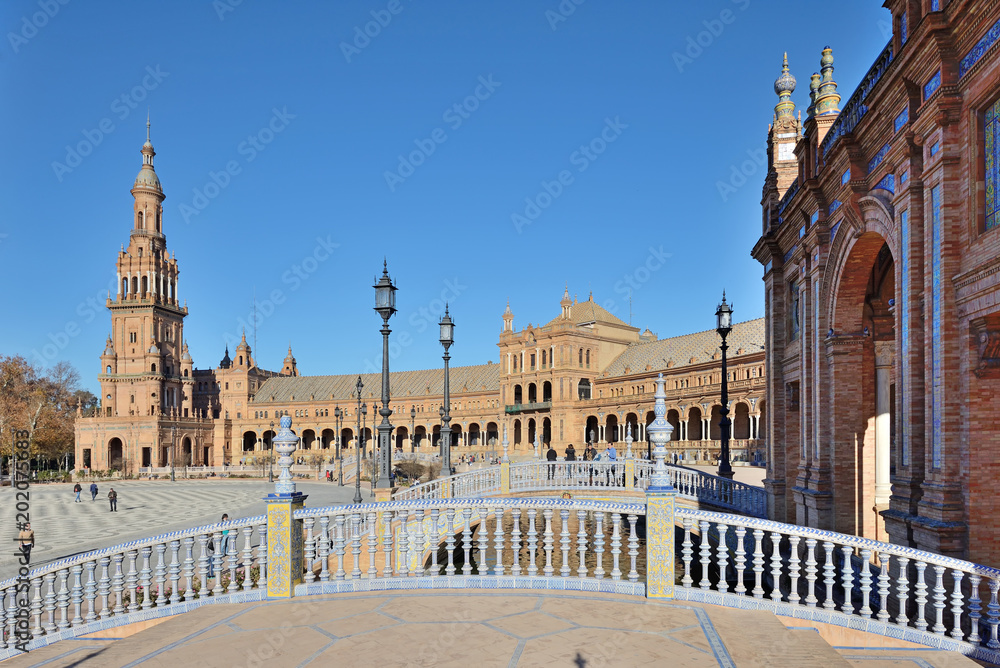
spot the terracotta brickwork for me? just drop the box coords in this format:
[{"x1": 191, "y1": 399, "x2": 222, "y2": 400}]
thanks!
[{"x1": 752, "y1": 0, "x2": 1000, "y2": 564}]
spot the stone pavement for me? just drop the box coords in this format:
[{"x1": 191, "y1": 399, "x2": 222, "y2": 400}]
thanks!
[
  {"x1": 0, "y1": 480, "x2": 373, "y2": 581},
  {"x1": 0, "y1": 591, "x2": 983, "y2": 667}
]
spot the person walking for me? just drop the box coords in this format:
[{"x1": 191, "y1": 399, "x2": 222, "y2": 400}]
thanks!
[
  {"x1": 108, "y1": 488, "x2": 118, "y2": 512},
  {"x1": 583, "y1": 443, "x2": 595, "y2": 485},
  {"x1": 546, "y1": 443, "x2": 557, "y2": 480},
  {"x1": 605, "y1": 443, "x2": 618, "y2": 487},
  {"x1": 73, "y1": 482, "x2": 82, "y2": 502},
  {"x1": 18, "y1": 522, "x2": 34, "y2": 562},
  {"x1": 90, "y1": 482, "x2": 98, "y2": 501},
  {"x1": 220, "y1": 514, "x2": 232, "y2": 561}
]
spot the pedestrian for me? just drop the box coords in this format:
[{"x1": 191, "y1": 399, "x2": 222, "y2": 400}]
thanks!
[
  {"x1": 90, "y1": 481, "x2": 98, "y2": 501},
  {"x1": 220, "y1": 514, "x2": 231, "y2": 560},
  {"x1": 583, "y1": 443, "x2": 595, "y2": 485},
  {"x1": 18, "y1": 522, "x2": 34, "y2": 562},
  {"x1": 605, "y1": 443, "x2": 618, "y2": 486},
  {"x1": 73, "y1": 482, "x2": 82, "y2": 502},
  {"x1": 108, "y1": 488, "x2": 118, "y2": 512},
  {"x1": 546, "y1": 443, "x2": 557, "y2": 480}
]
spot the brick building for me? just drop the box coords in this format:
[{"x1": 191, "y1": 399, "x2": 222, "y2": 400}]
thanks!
[
  {"x1": 751, "y1": 0, "x2": 1000, "y2": 564},
  {"x1": 75, "y1": 130, "x2": 766, "y2": 476}
]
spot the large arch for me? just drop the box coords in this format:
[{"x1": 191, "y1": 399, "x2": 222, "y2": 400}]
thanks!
[
  {"x1": 468, "y1": 423, "x2": 480, "y2": 446},
  {"x1": 301, "y1": 429, "x2": 316, "y2": 450},
  {"x1": 585, "y1": 415, "x2": 599, "y2": 445},
  {"x1": 687, "y1": 407, "x2": 703, "y2": 440},
  {"x1": 108, "y1": 438, "x2": 124, "y2": 470},
  {"x1": 182, "y1": 437, "x2": 192, "y2": 466},
  {"x1": 666, "y1": 410, "x2": 680, "y2": 442},
  {"x1": 414, "y1": 425, "x2": 427, "y2": 448},
  {"x1": 605, "y1": 414, "x2": 618, "y2": 443},
  {"x1": 395, "y1": 426, "x2": 408, "y2": 450},
  {"x1": 513, "y1": 384, "x2": 523, "y2": 404},
  {"x1": 242, "y1": 431, "x2": 257, "y2": 452},
  {"x1": 542, "y1": 381, "x2": 552, "y2": 403},
  {"x1": 733, "y1": 403, "x2": 751, "y2": 440},
  {"x1": 527, "y1": 383, "x2": 537, "y2": 403},
  {"x1": 513, "y1": 419, "x2": 522, "y2": 447},
  {"x1": 485, "y1": 422, "x2": 498, "y2": 445}
]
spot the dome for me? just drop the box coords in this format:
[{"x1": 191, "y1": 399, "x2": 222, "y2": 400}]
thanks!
[
  {"x1": 774, "y1": 53, "x2": 796, "y2": 96},
  {"x1": 134, "y1": 167, "x2": 161, "y2": 190}
]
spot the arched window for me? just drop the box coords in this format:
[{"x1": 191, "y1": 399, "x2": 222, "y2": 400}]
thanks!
[
  {"x1": 121, "y1": 277, "x2": 128, "y2": 296},
  {"x1": 541, "y1": 350, "x2": 547, "y2": 366},
  {"x1": 131, "y1": 277, "x2": 139, "y2": 295},
  {"x1": 183, "y1": 369, "x2": 188, "y2": 377},
  {"x1": 239, "y1": 355, "x2": 243, "y2": 365},
  {"x1": 151, "y1": 363, "x2": 157, "y2": 373},
  {"x1": 577, "y1": 379, "x2": 591, "y2": 400},
  {"x1": 586, "y1": 349, "x2": 590, "y2": 367},
  {"x1": 137, "y1": 210, "x2": 144, "y2": 228},
  {"x1": 106, "y1": 365, "x2": 111, "y2": 374},
  {"x1": 130, "y1": 395, "x2": 134, "y2": 403},
  {"x1": 578, "y1": 349, "x2": 583, "y2": 366},
  {"x1": 141, "y1": 276, "x2": 149, "y2": 294}
]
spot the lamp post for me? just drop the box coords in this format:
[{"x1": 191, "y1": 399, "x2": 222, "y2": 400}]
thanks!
[
  {"x1": 373, "y1": 262, "x2": 398, "y2": 489},
  {"x1": 268, "y1": 420, "x2": 275, "y2": 483},
  {"x1": 354, "y1": 377, "x2": 365, "y2": 504},
  {"x1": 334, "y1": 406, "x2": 343, "y2": 486},
  {"x1": 439, "y1": 305, "x2": 454, "y2": 476},
  {"x1": 715, "y1": 291, "x2": 735, "y2": 480},
  {"x1": 410, "y1": 406, "x2": 416, "y2": 453},
  {"x1": 170, "y1": 426, "x2": 176, "y2": 482}
]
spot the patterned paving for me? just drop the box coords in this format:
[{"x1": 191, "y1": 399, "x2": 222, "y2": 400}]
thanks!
[{"x1": 0, "y1": 480, "x2": 372, "y2": 581}]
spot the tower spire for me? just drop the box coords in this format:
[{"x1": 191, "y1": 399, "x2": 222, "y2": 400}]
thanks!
[
  {"x1": 814, "y1": 46, "x2": 841, "y2": 115},
  {"x1": 773, "y1": 52, "x2": 797, "y2": 121}
]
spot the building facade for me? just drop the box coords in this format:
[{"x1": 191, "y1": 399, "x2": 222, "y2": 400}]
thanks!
[
  {"x1": 76, "y1": 133, "x2": 766, "y2": 479},
  {"x1": 752, "y1": 0, "x2": 1000, "y2": 564}
]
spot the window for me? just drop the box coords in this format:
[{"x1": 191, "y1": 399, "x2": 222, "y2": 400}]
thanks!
[
  {"x1": 106, "y1": 365, "x2": 111, "y2": 374},
  {"x1": 530, "y1": 354, "x2": 535, "y2": 370},
  {"x1": 129, "y1": 332, "x2": 137, "y2": 343},
  {"x1": 577, "y1": 379, "x2": 591, "y2": 400},
  {"x1": 578, "y1": 349, "x2": 583, "y2": 367},
  {"x1": 788, "y1": 280, "x2": 801, "y2": 340},
  {"x1": 987, "y1": 96, "x2": 1000, "y2": 231},
  {"x1": 151, "y1": 363, "x2": 157, "y2": 373},
  {"x1": 585, "y1": 350, "x2": 590, "y2": 367},
  {"x1": 225, "y1": 382, "x2": 229, "y2": 390}
]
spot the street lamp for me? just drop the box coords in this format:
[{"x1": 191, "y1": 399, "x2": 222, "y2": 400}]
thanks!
[
  {"x1": 373, "y1": 261, "x2": 398, "y2": 489},
  {"x1": 715, "y1": 291, "x2": 735, "y2": 480},
  {"x1": 410, "y1": 406, "x2": 416, "y2": 453},
  {"x1": 354, "y1": 376, "x2": 365, "y2": 504},
  {"x1": 334, "y1": 406, "x2": 343, "y2": 486},
  {"x1": 439, "y1": 305, "x2": 454, "y2": 476},
  {"x1": 268, "y1": 420, "x2": 275, "y2": 483},
  {"x1": 170, "y1": 426, "x2": 176, "y2": 482}
]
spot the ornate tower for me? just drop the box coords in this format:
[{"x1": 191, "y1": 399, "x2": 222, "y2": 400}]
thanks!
[
  {"x1": 767, "y1": 53, "x2": 801, "y2": 199},
  {"x1": 281, "y1": 345, "x2": 299, "y2": 376},
  {"x1": 502, "y1": 300, "x2": 514, "y2": 333},
  {"x1": 100, "y1": 121, "x2": 190, "y2": 419},
  {"x1": 810, "y1": 47, "x2": 841, "y2": 145}
]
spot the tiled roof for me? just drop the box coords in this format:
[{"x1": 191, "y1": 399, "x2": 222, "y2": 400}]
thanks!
[
  {"x1": 601, "y1": 318, "x2": 765, "y2": 378},
  {"x1": 543, "y1": 298, "x2": 631, "y2": 329},
  {"x1": 253, "y1": 362, "x2": 501, "y2": 404}
]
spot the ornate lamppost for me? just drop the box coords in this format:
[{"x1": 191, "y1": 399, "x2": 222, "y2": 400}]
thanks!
[
  {"x1": 439, "y1": 305, "x2": 454, "y2": 476},
  {"x1": 334, "y1": 406, "x2": 343, "y2": 486},
  {"x1": 170, "y1": 425, "x2": 176, "y2": 482},
  {"x1": 373, "y1": 262, "x2": 398, "y2": 489},
  {"x1": 268, "y1": 420, "x2": 275, "y2": 483},
  {"x1": 410, "y1": 406, "x2": 416, "y2": 453},
  {"x1": 715, "y1": 292, "x2": 735, "y2": 480},
  {"x1": 354, "y1": 377, "x2": 365, "y2": 504}
]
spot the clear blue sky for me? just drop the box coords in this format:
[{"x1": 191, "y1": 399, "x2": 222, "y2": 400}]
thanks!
[{"x1": 0, "y1": 1, "x2": 890, "y2": 394}]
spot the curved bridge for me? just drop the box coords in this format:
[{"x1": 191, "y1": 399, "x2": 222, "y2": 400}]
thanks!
[{"x1": 393, "y1": 460, "x2": 768, "y2": 518}]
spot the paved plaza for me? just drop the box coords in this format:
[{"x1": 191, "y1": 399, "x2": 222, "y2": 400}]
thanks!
[
  {"x1": 0, "y1": 480, "x2": 372, "y2": 582},
  {"x1": 0, "y1": 591, "x2": 982, "y2": 667}
]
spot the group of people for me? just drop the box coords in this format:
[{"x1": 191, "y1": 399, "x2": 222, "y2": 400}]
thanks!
[
  {"x1": 546, "y1": 442, "x2": 622, "y2": 485},
  {"x1": 72, "y1": 482, "x2": 118, "y2": 510}
]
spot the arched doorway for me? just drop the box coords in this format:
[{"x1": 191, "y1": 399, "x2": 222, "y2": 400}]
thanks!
[
  {"x1": 733, "y1": 403, "x2": 751, "y2": 440},
  {"x1": 321, "y1": 428, "x2": 335, "y2": 450},
  {"x1": 625, "y1": 412, "x2": 639, "y2": 442},
  {"x1": 182, "y1": 437, "x2": 192, "y2": 466},
  {"x1": 527, "y1": 383, "x2": 537, "y2": 403},
  {"x1": 396, "y1": 426, "x2": 408, "y2": 450},
  {"x1": 301, "y1": 429, "x2": 316, "y2": 449},
  {"x1": 585, "y1": 415, "x2": 599, "y2": 445},
  {"x1": 687, "y1": 407, "x2": 703, "y2": 441},
  {"x1": 513, "y1": 419, "x2": 522, "y2": 447},
  {"x1": 542, "y1": 381, "x2": 552, "y2": 402},
  {"x1": 513, "y1": 385, "x2": 523, "y2": 404},
  {"x1": 666, "y1": 410, "x2": 680, "y2": 441},
  {"x1": 709, "y1": 406, "x2": 723, "y2": 440},
  {"x1": 527, "y1": 418, "x2": 537, "y2": 446},
  {"x1": 242, "y1": 431, "x2": 256, "y2": 452},
  {"x1": 542, "y1": 417, "x2": 551, "y2": 446},
  {"x1": 605, "y1": 415, "x2": 618, "y2": 443},
  {"x1": 468, "y1": 423, "x2": 480, "y2": 446},
  {"x1": 486, "y1": 422, "x2": 498, "y2": 445},
  {"x1": 414, "y1": 426, "x2": 427, "y2": 448},
  {"x1": 108, "y1": 438, "x2": 123, "y2": 470}
]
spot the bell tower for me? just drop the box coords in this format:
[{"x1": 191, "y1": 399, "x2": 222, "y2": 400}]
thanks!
[
  {"x1": 100, "y1": 120, "x2": 191, "y2": 419},
  {"x1": 767, "y1": 53, "x2": 801, "y2": 199}
]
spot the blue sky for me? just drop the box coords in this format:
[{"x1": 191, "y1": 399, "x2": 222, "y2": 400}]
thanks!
[{"x1": 0, "y1": 1, "x2": 891, "y2": 394}]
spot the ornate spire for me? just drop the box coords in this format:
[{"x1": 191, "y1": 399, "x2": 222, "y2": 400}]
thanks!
[
  {"x1": 814, "y1": 46, "x2": 841, "y2": 116},
  {"x1": 773, "y1": 52, "x2": 796, "y2": 121},
  {"x1": 807, "y1": 72, "x2": 821, "y2": 118},
  {"x1": 134, "y1": 117, "x2": 161, "y2": 194}
]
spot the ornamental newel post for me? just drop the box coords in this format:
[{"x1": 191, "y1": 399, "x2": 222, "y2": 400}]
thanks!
[
  {"x1": 645, "y1": 373, "x2": 676, "y2": 600},
  {"x1": 625, "y1": 423, "x2": 634, "y2": 459},
  {"x1": 500, "y1": 425, "x2": 511, "y2": 493},
  {"x1": 264, "y1": 415, "x2": 308, "y2": 598},
  {"x1": 533, "y1": 434, "x2": 540, "y2": 460},
  {"x1": 501, "y1": 424, "x2": 510, "y2": 463},
  {"x1": 624, "y1": 422, "x2": 635, "y2": 490}
]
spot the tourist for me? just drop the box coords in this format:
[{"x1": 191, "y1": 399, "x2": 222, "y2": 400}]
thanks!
[
  {"x1": 546, "y1": 443, "x2": 557, "y2": 480},
  {"x1": 220, "y1": 514, "x2": 231, "y2": 558},
  {"x1": 108, "y1": 488, "x2": 118, "y2": 512},
  {"x1": 18, "y1": 522, "x2": 34, "y2": 562},
  {"x1": 605, "y1": 443, "x2": 618, "y2": 486},
  {"x1": 90, "y1": 481, "x2": 98, "y2": 501},
  {"x1": 73, "y1": 482, "x2": 82, "y2": 502}
]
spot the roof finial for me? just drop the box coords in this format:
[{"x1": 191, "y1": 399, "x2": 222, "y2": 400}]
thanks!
[
  {"x1": 773, "y1": 52, "x2": 796, "y2": 120},
  {"x1": 814, "y1": 46, "x2": 841, "y2": 115},
  {"x1": 146, "y1": 110, "x2": 150, "y2": 142}
]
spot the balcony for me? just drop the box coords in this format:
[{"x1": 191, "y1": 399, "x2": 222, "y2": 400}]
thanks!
[{"x1": 504, "y1": 401, "x2": 552, "y2": 415}]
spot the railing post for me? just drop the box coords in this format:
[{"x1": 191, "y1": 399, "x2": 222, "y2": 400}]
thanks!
[
  {"x1": 624, "y1": 424, "x2": 635, "y2": 490},
  {"x1": 265, "y1": 417, "x2": 308, "y2": 598},
  {"x1": 500, "y1": 425, "x2": 511, "y2": 494},
  {"x1": 645, "y1": 373, "x2": 676, "y2": 599}
]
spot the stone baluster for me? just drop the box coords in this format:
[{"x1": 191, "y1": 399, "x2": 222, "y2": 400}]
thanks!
[
  {"x1": 859, "y1": 549, "x2": 873, "y2": 618},
  {"x1": 913, "y1": 561, "x2": 928, "y2": 630},
  {"x1": 241, "y1": 526, "x2": 254, "y2": 591},
  {"x1": 350, "y1": 512, "x2": 362, "y2": 579},
  {"x1": 429, "y1": 509, "x2": 440, "y2": 576},
  {"x1": 181, "y1": 537, "x2": 196, "y2": 601},
  {"x1": 70, "y1": 564, "x2": 84, "y2": 624},
  {"x1": 876, "y1": 554, "x2": 891, "y2": 623},
  {"x1": 139, "y1": 547, "x2": 153, "y2": 610},
  {"x1": 800, "y1": 537, "x2": 817, "y2": 606},
  {"x1": 476, "y1": 507, "x2": 489, "y2": 575},
  {"x1": 224, "y1": 532, "x2": 237, "y2": 593},
  {"x1": 733, "y1": 526, "x2": 747, "y2": 595},
  {"x1": 493, "y1": 507, "x2": 505, "y2": 576},
  {"x1": 125, "y1": 550, "x2": 139, "y2": 612},
  {"x1": 96, "y1": 558, "x2": 111, "y2": 620},
  {"x1": 461, "y1": 508, "x2": 473, "y2": 576},
  {"x1": 968, "y1": 574, "x2": 982, "y2": 644},
  {"x1": 526, "y1": 509, "x2": 538, "y2": 576},
  {"x1": 31, "y1": 575, "x2": 45, "y2": 635},
  {"x1": 769, "y1": 533, "x2": 784, "y2": 602},
  {"x1": 111, "y1": 553, "x2": 126, "y2": 615},
  {"x1": 751, "y1": 529, "x2": 764, "y2": 598},
  {"x1": 398, "y1": 512, "x2": 410, "y2": 578},
  {"x1": 559, "y1": 509, "x2": 571, "y2": 577},
  {"x1": 367, "y1": 512, "x2": 379, "y2": 579},
  {"x1": 987, "y1": 578, "x2": 1000, "y2": 649},
  {"x1": 840, "y1": 546, "x2": 854, "y2": 615},
  {"x1": 576, "y1": 510, "x2": 588, "y2": 578},
  {"x1": 699, "y1": 521, "x2": 712, "y2": 590},
  {"x1": 56, "y1": 568, "x2": 70, "y2": 629},
  {"x1": 167, "y1": 540, "x2": 181, "y2": 604},
  {"x1": 382, "y1": 512, "x2": 394, "y2": 578},
  {"x1": 196, "y1": 536, "x2": 210, "y2": 598},
  {"x1": 154, "y1": 544, "x2": 167, "y2": 606},
  {"x1": 610, "y1": 513, "x2": 622, "y2": 580},
  {"x1": 627, "y1": 515, "x2": 639, "y2": 582},
  {"x1": 593, "y1": 512, "x2": 605, "y2": 580},
  {"x1": 542, "y1": 508, "x2": 554, "y2": 577},
  {"x1": 303, "y1": 517, "x2": 316, "y2": 584},
  {"x1": 257, "y1": 522, "x2": 268, "y2": 585},
  {"x1": 210, "y1": 532, "x2": 225, "y2": 597},
  {"x1": 895, "y1": 557, "x2": 910, "y2": 625},
  {"x1": 318, "y1": 516, "x2": 331, "y2": 582},
  {"x1": 822, "y1": 542, "x2": 836, "y2": 610},
  {"x1": 413, "y1": 511, "x2": 425, "y2": 577},
  {"x1": 716, "y1": 524, "x2": 729, "y2": 593},
  {"x1": 950, "y1": 570, "x2": 965, "y2": 639},
  {"x1": 3, "y1": 589, "x2": 13, "y2": 650},
  {"x1": 333, "y1": 515, "x2": 346, "y2": 580},
  {"x1": 444, "y1": 508, "x2": 457, "y2": 576},
  {"x1": 781, "y1": 535, "x2": 798, "y2": 604}
]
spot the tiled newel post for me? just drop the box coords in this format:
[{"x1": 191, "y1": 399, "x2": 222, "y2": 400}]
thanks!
[
  {"x1": 266, "y1": 416, "x2": 308, "y2": 598},
  {"x1": 645, "y1": 373, "x2": 677, "y2": 599}
]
